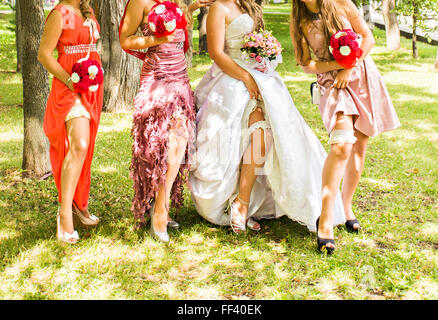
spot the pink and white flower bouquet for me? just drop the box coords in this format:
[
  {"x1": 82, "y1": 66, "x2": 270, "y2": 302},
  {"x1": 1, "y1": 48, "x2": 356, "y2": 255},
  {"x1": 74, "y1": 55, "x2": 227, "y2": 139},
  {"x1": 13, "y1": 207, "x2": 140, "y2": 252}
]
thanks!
[{"x1": 241, "y1": 30, "x2": 283, "y2": 73}]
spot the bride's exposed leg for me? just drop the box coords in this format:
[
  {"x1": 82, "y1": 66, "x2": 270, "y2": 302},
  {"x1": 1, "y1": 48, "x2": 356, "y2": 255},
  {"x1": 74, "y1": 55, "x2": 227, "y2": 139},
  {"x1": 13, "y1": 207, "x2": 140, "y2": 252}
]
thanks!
[
  {"x1": 319, "y1": 113, "x2": 355, "y2": 249},
  {"x1": 341, "y1": 130, "x2": 369, "y2": 230},
  {"x1": 153, "y1": 116, "x2": 189, "y2": 233},
  {"x1": 232, "y1": 106, "x2": 273, "y2": 231}
]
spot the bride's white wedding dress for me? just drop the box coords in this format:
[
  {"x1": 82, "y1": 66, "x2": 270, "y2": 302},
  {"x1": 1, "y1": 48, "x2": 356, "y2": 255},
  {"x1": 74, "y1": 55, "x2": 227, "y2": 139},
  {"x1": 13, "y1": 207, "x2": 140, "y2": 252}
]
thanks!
[{"x1": 189, "y1": 14, "x2": 345, "y2": 232}]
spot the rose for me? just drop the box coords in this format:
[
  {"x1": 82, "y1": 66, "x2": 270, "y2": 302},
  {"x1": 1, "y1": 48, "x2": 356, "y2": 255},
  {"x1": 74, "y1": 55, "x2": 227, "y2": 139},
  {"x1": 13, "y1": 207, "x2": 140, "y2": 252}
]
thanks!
[
  {"x1": 255, "y1": 56, "x2": 263, "y2": 63},
  {"x1": 339, "y1": 46, "x2": 351, "y2": 56},
  {"x1": 71, "y1": 72, "x2": 80, "y2": 84},
  {"x1": 154, "y1": 4, "x2": 166, "y2": 14},
  {"x1": 330, "y1": 37, "x2": 340, "y2": 50},
  {"x1": 250, "y1": 53, "x2": 256, "y2": 58},
  {"x1": 338, "y1": 36, "x2": 349, "y2": 46},
  {"x1": 164, "y1": 19, "x2": 176, "y2": 32},
  {"x1": 89, "y1": 84, "x2": 99, "y2": 92}
]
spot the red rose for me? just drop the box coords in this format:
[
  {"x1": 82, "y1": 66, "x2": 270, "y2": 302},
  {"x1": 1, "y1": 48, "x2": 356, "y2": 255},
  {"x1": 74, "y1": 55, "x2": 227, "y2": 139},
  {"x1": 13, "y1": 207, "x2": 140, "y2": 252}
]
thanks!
[
  {"x1": 339, "y1": 36, "x2": 349, "y2": 46},
  {"x1": 330, "y1": 37, "x2": 340, "y2": 49}
]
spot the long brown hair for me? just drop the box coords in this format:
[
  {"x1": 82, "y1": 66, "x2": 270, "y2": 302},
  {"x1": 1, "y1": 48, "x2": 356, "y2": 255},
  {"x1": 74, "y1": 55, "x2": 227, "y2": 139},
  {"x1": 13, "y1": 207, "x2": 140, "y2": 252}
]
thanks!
[
  {"x1": 290, "y1": 0, "x2": 346, "y2": 65},
  {"x1": 79, "y1": 0, "x2": 92, "y2": 19},
  {"x1": 236, "y1": 0, "x2": 264, "y2": 31}
]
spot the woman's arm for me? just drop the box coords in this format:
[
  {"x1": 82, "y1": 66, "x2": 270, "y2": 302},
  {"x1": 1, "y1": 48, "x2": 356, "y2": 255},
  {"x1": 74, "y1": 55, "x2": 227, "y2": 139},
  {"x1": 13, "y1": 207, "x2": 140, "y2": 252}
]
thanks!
[
  {"x1": 289, "y1": 20, "x2": 343, "y2": 74},
  {"x1": 207, "y1": 2, "x2": 260, "y2": 99},
  {"x1": 120, "y1": 0, "x2": 174, "y2": 51},
  {"x1": 188, "y1": 0, "x2": 215, "y2": 14},
  {"x1": 38, "y1": 10, "x2": 74, "y2": 91}
]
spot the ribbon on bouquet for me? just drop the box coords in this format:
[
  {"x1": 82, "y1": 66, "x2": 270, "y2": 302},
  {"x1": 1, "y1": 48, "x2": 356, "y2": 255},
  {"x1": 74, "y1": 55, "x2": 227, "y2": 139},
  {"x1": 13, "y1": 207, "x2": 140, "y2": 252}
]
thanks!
[{"x1": 78, "y1": 18, "x2": 100, "y2": 63}]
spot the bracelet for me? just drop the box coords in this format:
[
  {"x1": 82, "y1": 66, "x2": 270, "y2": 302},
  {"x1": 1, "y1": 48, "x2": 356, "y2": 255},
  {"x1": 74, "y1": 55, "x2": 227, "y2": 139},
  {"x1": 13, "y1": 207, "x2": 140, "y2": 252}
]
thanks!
[{"x1": 66, "y1": 77, "x2": 72, "y2": 86}]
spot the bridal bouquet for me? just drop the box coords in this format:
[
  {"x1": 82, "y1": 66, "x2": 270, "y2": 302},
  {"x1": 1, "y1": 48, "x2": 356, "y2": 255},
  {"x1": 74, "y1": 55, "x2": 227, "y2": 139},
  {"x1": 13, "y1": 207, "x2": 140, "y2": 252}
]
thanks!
[
  {"x1": 148, "y1": 1, "x2": 187, "y2": 37},
  {"x1": 71, "y1": 59, "x2": 104, "y2": 93},
  {"x1": 241, "y1": 30, "x2": 283, "y2": 73},
  {"x1": 329, "y1": 29, "x2": 363, "y2": 69}
]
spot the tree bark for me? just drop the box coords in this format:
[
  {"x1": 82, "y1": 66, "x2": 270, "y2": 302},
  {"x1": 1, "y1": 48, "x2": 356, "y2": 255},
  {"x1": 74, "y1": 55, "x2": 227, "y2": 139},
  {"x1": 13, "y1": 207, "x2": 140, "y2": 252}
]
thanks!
[
  {"x1": 412, "y1": 1, "x2": 418, "y2": 59},
  {"x1": 434, "y1": 48, "x2": 438, "y2": 69},
  {"x1": 197, "y1": 7, "x2": 209, "y2": 55},
  {"x1": 20, "y1": 0, "x2": 51, "y2": 177},
  {"x1": 382, "y1": 0, "x2": 400, "y2": 51},
  {"x1": 362, "y1": 0, "x2": 374, "y2": 30},
  {"x1": 15, "y1": 0, "x2": 22, "y2": 72},
  {"x1": 184, "y1": 0, "x2": 193, "y2": 67},
  {"x1": 91, "y1": 0, "x2": 142, "y2": 112}
]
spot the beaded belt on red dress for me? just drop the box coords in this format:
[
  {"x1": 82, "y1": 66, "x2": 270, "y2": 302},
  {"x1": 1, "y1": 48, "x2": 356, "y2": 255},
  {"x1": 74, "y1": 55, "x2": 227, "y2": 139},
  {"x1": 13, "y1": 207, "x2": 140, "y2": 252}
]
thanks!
[{"x1": 62, "y1": 44, "x2": 97, "y2": 55}]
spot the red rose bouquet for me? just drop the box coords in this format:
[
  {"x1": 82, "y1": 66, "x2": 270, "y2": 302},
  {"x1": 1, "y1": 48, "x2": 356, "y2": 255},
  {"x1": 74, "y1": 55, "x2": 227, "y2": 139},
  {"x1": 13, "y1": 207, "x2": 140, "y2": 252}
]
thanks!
[
  {"x1": 71, "y1": 59, "x2": 104, "y2": 93},
  {"x1": 147, "y1": 1, "x2": 187, "y2": 38},
  {"x1": 329, "y1": 29, "x2": 363, "y2": 69}
]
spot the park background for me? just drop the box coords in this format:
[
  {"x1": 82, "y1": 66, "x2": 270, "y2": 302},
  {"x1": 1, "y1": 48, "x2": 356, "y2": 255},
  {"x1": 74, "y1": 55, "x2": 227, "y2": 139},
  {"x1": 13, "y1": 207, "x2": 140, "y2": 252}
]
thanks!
[{"x1": 0, "y1": 0, "x2": 437, "y2": 299}]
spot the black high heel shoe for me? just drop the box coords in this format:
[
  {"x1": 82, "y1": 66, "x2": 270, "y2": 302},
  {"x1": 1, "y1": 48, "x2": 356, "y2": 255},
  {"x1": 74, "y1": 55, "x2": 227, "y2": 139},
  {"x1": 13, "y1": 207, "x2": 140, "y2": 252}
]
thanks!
[
  {"x1": 345, "y1": 219, "x2": 361, "y2": 233},
  {"x1": 316, "y1": 217, "x2": 335, "y2": 255}
]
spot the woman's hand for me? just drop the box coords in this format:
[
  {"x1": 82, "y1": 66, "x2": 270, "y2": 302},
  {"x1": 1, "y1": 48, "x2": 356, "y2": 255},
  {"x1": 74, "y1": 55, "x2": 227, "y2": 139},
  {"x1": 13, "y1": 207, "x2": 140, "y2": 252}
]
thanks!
[
  {"x1": 192, "y1": 0, "x2": 216, "y2": 10},
  {"x1": 154, "y1": 32, "x2": 176, "y2": 45},
  {"x1": 243, "y1": 73, "x2": 261, "y2": 100},
  {"x1": 333, "y1": 68, "x2": 353, "y2": 89}
]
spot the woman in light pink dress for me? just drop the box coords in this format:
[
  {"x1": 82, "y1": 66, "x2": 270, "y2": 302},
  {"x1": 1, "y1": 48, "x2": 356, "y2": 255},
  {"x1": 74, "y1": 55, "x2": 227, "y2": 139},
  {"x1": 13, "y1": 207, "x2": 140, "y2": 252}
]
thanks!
[
  {"x1": 290, "y1": 0, "x2": 400, "y2": 254},
  {"x1": 119, "y1": 0, "x2": 213, "y2": 242}
]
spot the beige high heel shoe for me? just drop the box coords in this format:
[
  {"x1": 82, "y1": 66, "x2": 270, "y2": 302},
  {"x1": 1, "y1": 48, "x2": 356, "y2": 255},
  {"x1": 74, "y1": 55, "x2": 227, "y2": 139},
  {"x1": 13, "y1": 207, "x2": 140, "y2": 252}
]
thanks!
[
  {"x1": 72, "y1": 202, "x2": 100, "y2": 228},
  {"x1": 57, "y1": 210, "x2": 79, "y2": 244}
]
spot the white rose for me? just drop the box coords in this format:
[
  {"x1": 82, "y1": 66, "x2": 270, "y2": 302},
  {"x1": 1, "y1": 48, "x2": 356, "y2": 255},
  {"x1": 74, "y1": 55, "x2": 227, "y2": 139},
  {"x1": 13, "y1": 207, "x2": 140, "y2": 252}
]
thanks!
[
  {"x1": 71, "y1": 72, "x2": 80, "y2": 83},
  {"x1": 340, "y1": 46, "x2": 351, "y2": 56},
  {"x1": 88, "y1": 65, "x2": 99, "y2": 76},
  {"x1": 89, "y1": 85, "x2": 99, "y2": 92},
  {"x1": 149, "y1": 22, "x2": 156, "y2": 32},
  {"x1": 334, "y1": 31, "x2": 347, "y2": 39},
  {"x1": 154, "y1": 4, "x2": 166, "y2": 14},
  {"x1": 176, "y1": 8, "x2": 183, "y2": 16},
  {"x1": 164, "y1": 19, "x2": 176, "y2": 32}
]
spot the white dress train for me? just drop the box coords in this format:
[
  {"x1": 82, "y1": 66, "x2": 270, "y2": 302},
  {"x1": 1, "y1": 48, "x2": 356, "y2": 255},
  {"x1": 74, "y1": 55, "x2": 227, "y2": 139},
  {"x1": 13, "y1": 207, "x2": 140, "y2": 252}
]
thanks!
[{"x1": 188, "y1": 14, "x2": 345, "y2": 232}]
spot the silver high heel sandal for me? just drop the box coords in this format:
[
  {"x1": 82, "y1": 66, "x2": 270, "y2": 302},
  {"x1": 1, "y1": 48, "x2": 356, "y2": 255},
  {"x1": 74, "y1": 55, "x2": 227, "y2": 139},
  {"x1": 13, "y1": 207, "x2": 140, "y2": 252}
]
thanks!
[
  {"x1": 247, "y1": 218, "x2": 261, "y2": 231},
  {"x1": 230, "y1": 195, "x2": 248, "y2": 234},
  {"x1": 150, "y1": 201, "x2": 169, "y2": 243},
  {"x1": 57, "y1": 209, "x2": 79, "y2": 244}
]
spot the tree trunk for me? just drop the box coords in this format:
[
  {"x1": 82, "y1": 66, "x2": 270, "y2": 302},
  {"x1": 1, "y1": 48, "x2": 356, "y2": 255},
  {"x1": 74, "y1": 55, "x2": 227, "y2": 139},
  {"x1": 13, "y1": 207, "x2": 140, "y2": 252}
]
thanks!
[
  {"x1": 92, "y1": 0, "x2": 142, "y2": 112},
  {"x1": 184, "y1": 0, "x2": 193, "y2": 67},
  {"x1": 362, "y1": 0, "x2": 374, "y2": 30},
  {"x1": 412, "y1": 1, "x2": 418, "y2": 59},
  {"x1": 382, "y1": 0, "x2": 400, "y2": 50},
  {"x1": 15, "y1": 0, "x2": 22, "y2": 72},
  {"x1": 434, "y1": 48, "x2": 438, "y2": 69},
  {"x1": 198, "y1": 7, "x2": 209, "y2": 55},
  {"x1": 20, "y1": 0, "x2": 51, "y2": 178}
]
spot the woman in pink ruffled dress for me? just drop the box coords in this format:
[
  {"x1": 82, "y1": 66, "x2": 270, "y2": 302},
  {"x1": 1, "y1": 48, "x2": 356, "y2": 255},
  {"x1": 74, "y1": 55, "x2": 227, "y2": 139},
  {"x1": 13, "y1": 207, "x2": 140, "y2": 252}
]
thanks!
[
  {"x1": 119, "y1": 0, "x2": 213, "y2": 242},
  {"x1": 290, "y1": 0, "x2": 400, "y2": 254}
]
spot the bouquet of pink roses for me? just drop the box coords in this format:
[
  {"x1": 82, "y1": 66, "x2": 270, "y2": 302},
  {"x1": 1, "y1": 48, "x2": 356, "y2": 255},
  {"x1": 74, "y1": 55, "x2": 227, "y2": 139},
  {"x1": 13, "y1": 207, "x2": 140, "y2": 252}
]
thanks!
[
  {"x1": 70, "y1": 59, "x2": 104, "y2": 93},
  {"x1": 241, "y1": 29, "x2": 283, "y2": 73},
  {"x1": 329, "y1": 29, "x2": 363, "y2": 69}
]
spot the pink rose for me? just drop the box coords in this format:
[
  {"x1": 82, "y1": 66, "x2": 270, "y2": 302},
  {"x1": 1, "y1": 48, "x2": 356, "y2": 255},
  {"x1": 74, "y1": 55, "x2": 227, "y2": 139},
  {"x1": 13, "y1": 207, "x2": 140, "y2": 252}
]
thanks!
[
  {"x1": 250, "y1": 53, "x2": 256, "y2": 58},
  {"x1": 255, "y1": 56, "x2": 263, "y2": 63}
]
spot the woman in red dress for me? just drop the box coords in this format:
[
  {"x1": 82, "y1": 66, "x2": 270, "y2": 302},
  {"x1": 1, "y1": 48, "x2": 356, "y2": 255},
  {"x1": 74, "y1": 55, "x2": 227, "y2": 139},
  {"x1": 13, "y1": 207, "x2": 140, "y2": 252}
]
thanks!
[{"x1": 38, "y1": 0, "x2": 103, "y2": 244}]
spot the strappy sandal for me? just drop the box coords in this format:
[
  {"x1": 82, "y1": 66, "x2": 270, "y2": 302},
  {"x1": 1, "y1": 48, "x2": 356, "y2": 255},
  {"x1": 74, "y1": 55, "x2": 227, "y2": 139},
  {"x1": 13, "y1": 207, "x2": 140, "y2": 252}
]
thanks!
[
  {"x1": 247, "y1": 218, "x2": 261, "y2": 231},
  {"x1": 230, "y1": 196, "x2": 248, "y2": 234},
  {"x1": 72, "y1": 201, "x2": 99, "y2": 228}
]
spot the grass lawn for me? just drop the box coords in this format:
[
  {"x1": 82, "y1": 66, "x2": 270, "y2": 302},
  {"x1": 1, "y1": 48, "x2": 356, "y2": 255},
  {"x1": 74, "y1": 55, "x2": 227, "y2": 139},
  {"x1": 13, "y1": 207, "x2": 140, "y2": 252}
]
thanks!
[{"x1": 0, "y1": 10, "x2": 437, "y2": 300}]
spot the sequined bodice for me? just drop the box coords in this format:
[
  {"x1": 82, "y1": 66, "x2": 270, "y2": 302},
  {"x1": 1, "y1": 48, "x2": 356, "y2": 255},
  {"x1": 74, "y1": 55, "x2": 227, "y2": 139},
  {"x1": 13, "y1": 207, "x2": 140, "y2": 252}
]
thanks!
[{"x1": 224, "y1": 14, "x2": 254, "y2": 60}]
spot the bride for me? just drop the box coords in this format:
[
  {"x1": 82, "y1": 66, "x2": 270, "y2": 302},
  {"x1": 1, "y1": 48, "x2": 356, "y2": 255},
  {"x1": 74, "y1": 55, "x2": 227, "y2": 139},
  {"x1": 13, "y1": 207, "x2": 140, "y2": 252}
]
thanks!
[{"x1": 189, "y1": 0, "x2": 345, "y2": 235}]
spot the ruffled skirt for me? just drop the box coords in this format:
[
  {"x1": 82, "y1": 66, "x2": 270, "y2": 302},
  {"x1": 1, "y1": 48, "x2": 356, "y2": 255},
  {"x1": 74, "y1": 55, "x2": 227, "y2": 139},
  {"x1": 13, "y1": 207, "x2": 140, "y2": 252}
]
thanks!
[{"x1": 131, "y1": 71, "x2": 195, "y2": 225}]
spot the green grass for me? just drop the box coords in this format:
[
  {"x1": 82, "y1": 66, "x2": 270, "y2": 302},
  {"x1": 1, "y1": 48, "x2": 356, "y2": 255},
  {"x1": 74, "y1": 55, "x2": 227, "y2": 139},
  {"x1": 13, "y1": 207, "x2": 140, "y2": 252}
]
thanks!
[{"x1": 0, "y1": 11, "x2": 437, "y2": 300}]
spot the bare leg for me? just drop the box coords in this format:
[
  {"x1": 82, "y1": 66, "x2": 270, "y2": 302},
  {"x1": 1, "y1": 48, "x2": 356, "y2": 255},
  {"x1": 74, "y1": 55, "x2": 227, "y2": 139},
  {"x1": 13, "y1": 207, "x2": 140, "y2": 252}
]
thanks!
[
  {"x1": 153, "y1": 118, "x2": 188, "y2": 233},
  {"x1": 59, "y1": 116, "x2": 90, "y2": 235},
  {"x1": 232, "y1": 107, "x2": 273, "y2": 231},
  {"x1": 319, "y1": 113, "x2": 354, "y2": 248},
  {"x1": 341, "y1": 130, "x2": 369, "y2": 229}
]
